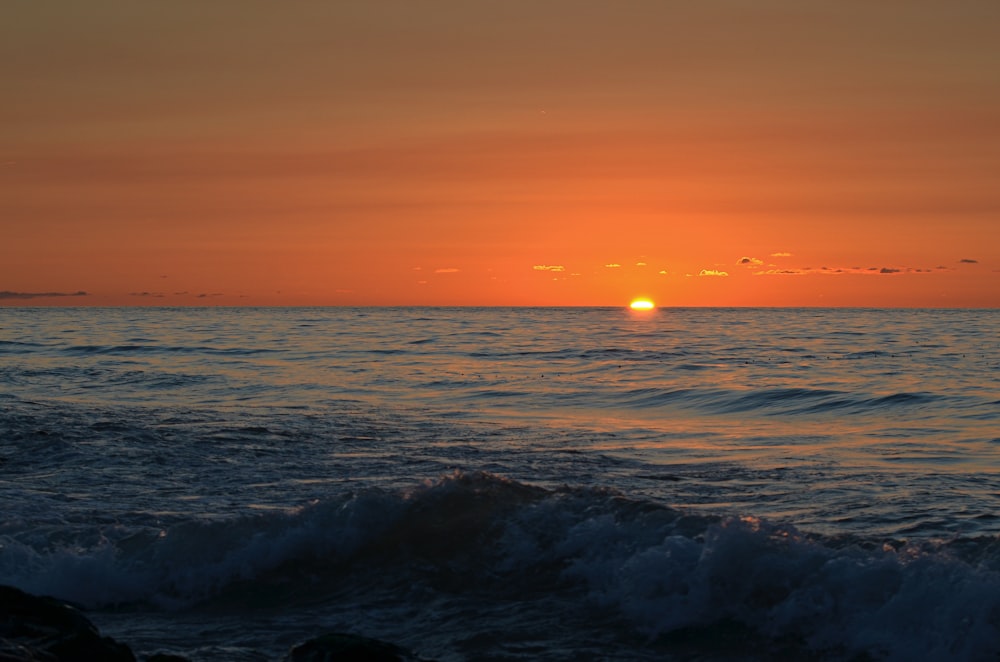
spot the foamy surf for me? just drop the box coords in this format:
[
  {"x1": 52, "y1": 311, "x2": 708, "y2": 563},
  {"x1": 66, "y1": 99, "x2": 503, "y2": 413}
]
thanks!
[{"x1": 4, "y1": 471, "x2": 1000, "y2": 660}]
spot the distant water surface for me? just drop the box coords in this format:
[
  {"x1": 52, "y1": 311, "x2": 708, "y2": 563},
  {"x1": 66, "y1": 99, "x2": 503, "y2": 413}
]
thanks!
[{"x1": 1, "y1": 307, "x2": 998, "y2": 661}]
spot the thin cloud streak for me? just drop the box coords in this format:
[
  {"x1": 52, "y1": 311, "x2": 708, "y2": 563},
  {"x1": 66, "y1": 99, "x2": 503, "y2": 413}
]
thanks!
[
  {"x1": 754, "y1": 265, "x2": 935, "y2": 276},
  {"x1": 0, "y1": 290, "x2": 88, "y2": 300}
]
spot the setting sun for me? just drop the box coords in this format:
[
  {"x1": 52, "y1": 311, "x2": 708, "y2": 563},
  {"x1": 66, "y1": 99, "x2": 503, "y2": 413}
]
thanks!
[{"x1": 629, "y1": 298, "x2": 655, "y2": 311}]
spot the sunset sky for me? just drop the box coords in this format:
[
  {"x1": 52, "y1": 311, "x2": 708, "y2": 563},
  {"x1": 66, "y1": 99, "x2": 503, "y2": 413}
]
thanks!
[{"x1": 3, "y1": 1, "x2": 999, "y2": 307}]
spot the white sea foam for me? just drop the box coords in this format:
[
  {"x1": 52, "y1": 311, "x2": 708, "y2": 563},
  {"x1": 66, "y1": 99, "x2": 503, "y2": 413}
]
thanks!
[{"x1": 4, "y1": 472, "x2": 1000, "y2": 659}]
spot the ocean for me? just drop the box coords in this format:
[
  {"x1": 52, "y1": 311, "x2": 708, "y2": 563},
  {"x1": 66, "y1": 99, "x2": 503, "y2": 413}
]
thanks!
[{"x1": 1, "y1": 306, "x2": 998, "y2": 661}]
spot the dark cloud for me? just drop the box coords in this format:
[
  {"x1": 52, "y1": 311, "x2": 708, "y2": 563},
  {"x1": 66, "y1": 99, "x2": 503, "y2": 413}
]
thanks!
[
  {"x1": 879, "y1": 267, "x2": 901, "y2": 274},
  {"x1": 0, "y1": 290, "x2": 87, "y2": 300},
  {"x1": 958, "y1": 258, "x2": 979, "y2": 264}
]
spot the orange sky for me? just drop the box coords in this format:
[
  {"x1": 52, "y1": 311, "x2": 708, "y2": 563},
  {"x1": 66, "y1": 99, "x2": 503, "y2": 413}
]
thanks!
[{"x1": 3, "y1": 1, "x2": 999, "y2": 307}]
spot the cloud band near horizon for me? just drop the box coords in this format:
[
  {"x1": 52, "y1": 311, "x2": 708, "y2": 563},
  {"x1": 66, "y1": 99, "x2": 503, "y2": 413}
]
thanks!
[{"x1": 0, "y1": 291, "x2": 88, "y2": 300}]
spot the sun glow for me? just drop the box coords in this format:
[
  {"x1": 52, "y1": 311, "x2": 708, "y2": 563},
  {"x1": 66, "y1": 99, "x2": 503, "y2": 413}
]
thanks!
[{"x1": 629, "y1": 298, "x2": 655, "y2": 311}]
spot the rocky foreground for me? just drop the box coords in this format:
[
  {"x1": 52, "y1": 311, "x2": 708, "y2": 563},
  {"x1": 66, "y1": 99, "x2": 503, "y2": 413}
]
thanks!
[{"x1": 0, "y1": 585, "x2": 430, "y2": 662}]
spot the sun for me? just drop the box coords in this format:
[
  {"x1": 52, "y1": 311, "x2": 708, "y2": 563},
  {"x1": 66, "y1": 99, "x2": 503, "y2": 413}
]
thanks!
[{"x1": 629, "y1": 298, "x2": 655, "y2": 311}]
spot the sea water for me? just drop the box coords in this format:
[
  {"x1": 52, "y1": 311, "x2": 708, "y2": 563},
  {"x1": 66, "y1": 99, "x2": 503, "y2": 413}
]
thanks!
[{"x1": 1, "y1": 307, "x2": 998, "y2": 660}]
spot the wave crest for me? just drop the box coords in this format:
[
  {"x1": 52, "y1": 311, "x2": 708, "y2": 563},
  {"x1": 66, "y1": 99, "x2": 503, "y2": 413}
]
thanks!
[{"x1": 3, "y1": 472, "x2": 1000, "y2": 659}]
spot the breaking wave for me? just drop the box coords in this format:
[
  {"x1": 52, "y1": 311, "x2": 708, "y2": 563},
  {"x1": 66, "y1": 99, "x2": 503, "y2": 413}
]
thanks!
[{"x1": 3, "y1": 471, "x2": 1000, "y2": 661}]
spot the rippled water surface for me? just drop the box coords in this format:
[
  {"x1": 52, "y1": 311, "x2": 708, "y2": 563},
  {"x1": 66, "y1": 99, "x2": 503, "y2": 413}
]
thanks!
[{"x1": 1, "y1": 307, "x2": 998, "y2": 660}]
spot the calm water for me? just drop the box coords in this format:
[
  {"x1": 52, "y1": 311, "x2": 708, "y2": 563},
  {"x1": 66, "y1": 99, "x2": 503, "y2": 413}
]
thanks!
[{"x1": 1, "y1": 307, "x2": 998, "y2": 660}]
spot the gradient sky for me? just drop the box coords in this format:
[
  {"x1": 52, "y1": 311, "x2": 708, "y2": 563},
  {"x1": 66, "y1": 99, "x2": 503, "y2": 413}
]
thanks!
[{"x1": 3, "y1": 1, "x2": 999, "y2": 306}]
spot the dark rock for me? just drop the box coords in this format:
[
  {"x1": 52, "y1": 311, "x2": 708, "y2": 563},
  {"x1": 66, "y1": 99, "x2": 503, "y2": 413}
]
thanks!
[
  {"x1": 284, "y1": 632, "x2": 430, "y2": 662},
  {"x1": 0, "y1": 585, "x2": 135, "y2": 662}
]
